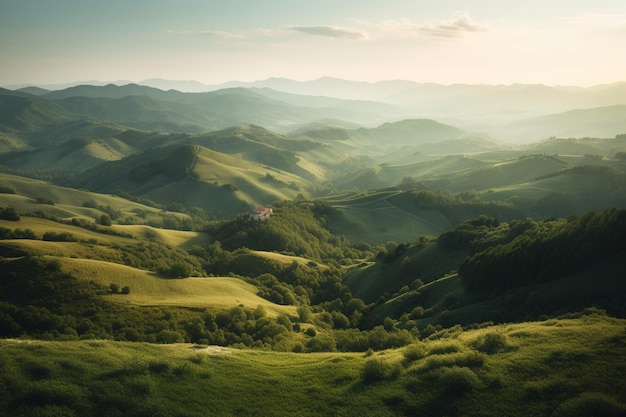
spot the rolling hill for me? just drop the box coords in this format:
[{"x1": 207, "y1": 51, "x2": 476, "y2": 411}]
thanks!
[
  {"x1": 64, "y1": 144, "x2": 312, "y2": 216},
  {"x1": 507, "y1": 105, "x2": 626, "y2": 141},
  {"x1": 293, "y1": 119, "x2": 481, "y2": 160},
  {"x1": 2, "y1": 77, "x2": 626, "y2": 417},
  {"x1": 57, "y1": 257, "x2": 295, "y2": 316}
]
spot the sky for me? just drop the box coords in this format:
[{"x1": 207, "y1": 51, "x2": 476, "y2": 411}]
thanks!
[{"x1": 1, "y1": 0, "x2": 626, "y2": 87}]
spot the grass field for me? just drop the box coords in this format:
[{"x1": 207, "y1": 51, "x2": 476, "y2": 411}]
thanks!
[
  {"x1": 326, "y1": 190, "x2": 452, "y2": 244},
  {"x1": 0, "y1": 217, "x2": 135, "y2": 245},
  {"x1": 0, "y1": 172, "x2": 197, "y2": 232},
  {"x1": 249, "y1": 250, "x2": 325, "y2": 267},
  {"x1": 56, "y1": 257, "x2": 296, "y2": 317},
  {"x1": 112, "y1": 224, "x2": 211, "y2": 249},
  {"x1": 1, "y1": 313, "x2": 624, "y2": 417}
]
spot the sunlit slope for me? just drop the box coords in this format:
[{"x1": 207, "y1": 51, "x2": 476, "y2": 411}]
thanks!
[
  {"x1": 0, "y1": 172, "x2": 187, "y2": 227},
  {"x1": 334, "y1": 154, "x2": 578, "y2": 193},
  {"x1": 335, "y1": 155, "x2": 488, "y2": 190},
  {"x1": 431, "y1": 154, "x2": 568, "y2": 192},
  {"x1": 0, "y1": 217, "x2": 135, "y2": 244},
  {"x1": 68, "y1": 144, "x2": 312, "y2": 216},
  {"x1": 189, "y1": 125, "x2": 347, "y2": 183},
  {"x1": 249, "y1": 250, "x2": 325, "y2": 267},
  {"x1": 112, "y1": 224, "x2": 211, "y2": 249},
  {"x1": 56, "y1": 257, "x2": 295, "y2": 317},
  {"x1": 0, "y1": 217, "x2": 295, "y2": 318},
  {"x1": 0, "y1": 137, "x2": 140, "y2": 172},
  {"x1": 192, "y1": 146, "x2": 308, "y2": 202}
]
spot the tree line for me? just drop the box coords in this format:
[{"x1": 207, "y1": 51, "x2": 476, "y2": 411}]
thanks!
[{"x1": 459, "y1": 209, "x2": 626, "y2": 293}]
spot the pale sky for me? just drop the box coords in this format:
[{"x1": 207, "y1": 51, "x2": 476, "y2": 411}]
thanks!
[{"x1": 1, "y1": 0, "x2": 625, "y2": 87}]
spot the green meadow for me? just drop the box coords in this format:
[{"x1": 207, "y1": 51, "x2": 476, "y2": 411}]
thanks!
[{"x1": 1, "y1": 312, "x2": 624, "y2": 417}]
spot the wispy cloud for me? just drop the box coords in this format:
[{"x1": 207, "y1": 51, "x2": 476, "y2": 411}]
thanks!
[
  {"x1": 290, "y1": 25, "x2": 368, "y2": 40},
  {"x1": 416, "y1": 13, "x2": 488, "y2": 38},
  {"x1": 360, "y1": 12, "x2": 488, "y2": 40},
  {"x1": 171, "y1": 12, "x2": 487, "y2": 45}
]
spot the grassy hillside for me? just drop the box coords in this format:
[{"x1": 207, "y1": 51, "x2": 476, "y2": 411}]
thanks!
[
  {"x1": 0, "y1": 137, "x2": 141, "y2": 172},
  {"x1": 293, "y1": 118, "x2": 475, "y2": 161},
  {"x1": 1, "y1": 312, "x2": 624, "y2": 417},
  {"x1": 334, "y1": 155, "x2": 489, "y2": 190},
  {"x1": 0, "y1": 172, "x2": 190, "y2": 228},
  {"x1": 66, "y1": 144, "x2": 312, "y2": 216},
  {"x1": 57, "y1": 257, "x2": 295, "y2": 317},
  {"x1": 325, "y1": 191, "x2": 453, "y2": 243},
  {"x1": 344, "y1": 209, "x2": 626, "y2": 329},
  {"x1": 482, "y1": 164, "x2": 626, "y2": 218}
]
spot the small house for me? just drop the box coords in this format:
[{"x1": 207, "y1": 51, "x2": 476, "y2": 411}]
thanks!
[{"x1": 249, "y1": 207, "x2": 273, "y2": 221}]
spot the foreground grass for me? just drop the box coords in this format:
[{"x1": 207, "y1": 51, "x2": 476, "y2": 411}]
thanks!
[{"x1": 1, "y1": 312, "x2": 625, "y2": 417}]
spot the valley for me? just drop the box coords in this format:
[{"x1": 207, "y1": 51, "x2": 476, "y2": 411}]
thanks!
[{"x1": 1, "y1": 79, "x2": 625, "y2": 416}]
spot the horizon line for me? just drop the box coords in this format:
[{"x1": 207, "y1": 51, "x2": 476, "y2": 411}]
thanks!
[{"x1": 4, "y1": 76, "x2": 626, "y2": 92}]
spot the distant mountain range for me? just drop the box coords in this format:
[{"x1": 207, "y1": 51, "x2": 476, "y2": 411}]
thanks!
[{"x1": 4, "y1": 77, "x2": 626, "y2": 142}]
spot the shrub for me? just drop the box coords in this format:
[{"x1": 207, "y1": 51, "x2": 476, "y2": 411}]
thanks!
[
  {"x1": 42, "y1": 232, "x2": 77, "y2": 242},
  {"x1": 437, "y1": 366, "x2": 481, "y2": 394},
  {"x1": 417, "y1": 351, "x2": 486, "y2": 373},
  {"x1": 0, "y1": 207, "x2": 20, "y2": 221},
  {"x1": 166, "y1": 262, "x2": 193, "y2": 278},
  {"x1": 156, "y1": 330, "x2": 185, "y2": 344},
  {"x1": 35, "y1": 197, "x2": 55, "y2": 205},
  {"x1": 361, "y1": 358, "x2": 402, "y2": 383},
  {"x1": 428, "y1": 340, "x2": 464, "y2": 355},
  {"x1": 99, "y1": 214, "x2": 112, "y2": 226},
  {"x1": 403, "y1": 343, "x2": 427, "y2": 362},
  {"x1": 305, "y1": 333, "x2": 336, "y2": 352},
  {"x1": 471, "y1": 332, "x2": 510, "y2": 354}
]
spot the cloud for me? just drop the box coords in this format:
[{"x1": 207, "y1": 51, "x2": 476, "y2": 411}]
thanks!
[
  {"x1": 418, "y1": 13, "x2": 488, "y2": 38},
  {"x1": 290, "y1": 25, "x2": 368, "y2": 39},
  {"x1": 359, "y1": 13, "x2": 488, "y2": 41},
  {"x1": 171, "y1": 12, "x2": 487, "y2": 45}
]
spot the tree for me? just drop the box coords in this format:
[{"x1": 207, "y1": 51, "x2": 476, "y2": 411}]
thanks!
[
  {"x1": 168, "y1": 262, "x2": 193, "y2": 278},
  {"x1": 0, "y1": 207, "x2": 20, "y2": 221},
  {"x1": 99, "y1": 214, "x2": 112, "y2": 226},
  {"x1": 297, "y1": 305, "x2": 312, "y2": 323},
  {"x1": 110, "y1": 283, "x2": 119, "y2": 293},
  {"x1": 121, "y1": 286, "x2": 131, "y2": 294}
]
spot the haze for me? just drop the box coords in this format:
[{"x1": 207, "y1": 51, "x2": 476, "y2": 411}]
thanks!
[{"x1": 2, "y1": 0, "x2": 626, "y2": 88}]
